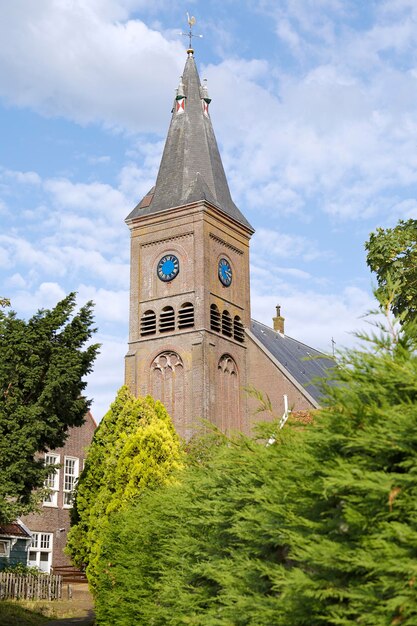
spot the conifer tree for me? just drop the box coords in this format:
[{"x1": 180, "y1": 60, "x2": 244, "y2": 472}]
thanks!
[
  {"x1": 93, "y1": 426, "x2": 303, "y2": 625},
  {"x1": 275, "y1": 316, "x2": 417, "y2": 625},
  {"x1": 0, "y1": 293, "x2": 98, "y2": 522},
  {"x1": 93, "y1": 316, "x2": 417, "y2": 625},
  {"x1": 66, "y1": 386, "x2": 184, "y2": 588}
]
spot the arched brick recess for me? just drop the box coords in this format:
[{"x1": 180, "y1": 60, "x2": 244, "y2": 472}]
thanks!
[
  {"x1": 150, "y1": 351, "x2": 185, "y2": 428},
  {"x1": 215, "y1": 354, "x2": 240, "y2": 432}
]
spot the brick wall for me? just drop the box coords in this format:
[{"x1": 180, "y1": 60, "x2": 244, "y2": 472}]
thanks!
[
  {"x1": 21, "y1": 413, "x2": 96, "y2": 570},
  {"x1": 246, "y1": 334, "x2": 315, "y2": 430}
]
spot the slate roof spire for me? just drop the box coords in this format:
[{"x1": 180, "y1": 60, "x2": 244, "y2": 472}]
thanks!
[{"x1": 127, "y1": 51, "x2": 253, "y2": 231}]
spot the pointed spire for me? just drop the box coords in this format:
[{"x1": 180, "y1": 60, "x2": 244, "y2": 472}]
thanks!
[{"x1": 127, "y1": 54, "x2": 253, "y2": 231}]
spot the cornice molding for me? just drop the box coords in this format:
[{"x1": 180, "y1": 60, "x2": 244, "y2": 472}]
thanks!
[
  {"x1": 142, "y1": 232, "x2": 193, "y2": 249},
  {"x1": 209, "y1": 233, "x2": 243, "y2": 256}
]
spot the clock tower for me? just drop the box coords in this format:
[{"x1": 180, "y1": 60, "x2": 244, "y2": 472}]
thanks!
[{"x1": 125, "y1": 49, "x2": 254, "y2": 439}]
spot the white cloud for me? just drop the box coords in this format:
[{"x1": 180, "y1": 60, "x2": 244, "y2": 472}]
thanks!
[
  {"x1": 0, "y1": 229, "x2": 129, "y2": 290},
  {"x1": 77, "y1": 285, "x2": 129, "y2": 324},
  {"x1": 4, "y1": 273, "x2": 27, "y2": 289},
  {"x1": 44, "y1": 179, "x2": 130, "y2": 223},
  {"x1": 0, "y1": 235, "x2": 62, "y2": 275},
  {"x1": 118, "y1": 161, "x2": 159, "y2": 204},
  {"x1": 1, "y1": 168, "x2": 42, "y2": 186},
  {"x1": 392, "y1": 198, "x2": 417, "y2": 220},
  {"x1": 0, "y1": 1, "x2": 185, "y2": 132},
  {"x1": 252, "y1": 228, "x2": 326, "y2": 262},
  {"x1": 10, "y1": 282, "x2": 67, "y2": 315},
  {"x1": 88, "y1": 155, "x2": 111, "y2": 165},
  {"x1": 251, "y1": 284, "x2": 375, "y2": 353},
  {"x1": 85, "y1": 334, "x2": 126, "y2": 421},
  {"x1": 205, "y1": 49, "x2": 417, "y2": 225}
]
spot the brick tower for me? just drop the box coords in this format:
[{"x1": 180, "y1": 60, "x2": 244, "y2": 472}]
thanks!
[{"x1": 125, "y1": 49, "x2": 254, "y2": 439}]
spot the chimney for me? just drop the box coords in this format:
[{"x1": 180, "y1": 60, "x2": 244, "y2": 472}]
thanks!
[{"x1": 273, "y1": 305, "x2": 285, "y2": 334}]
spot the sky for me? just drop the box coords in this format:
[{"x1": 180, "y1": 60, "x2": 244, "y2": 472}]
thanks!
[{"x1": 1, "y1": 0, "x2": 417, "y2": 421}]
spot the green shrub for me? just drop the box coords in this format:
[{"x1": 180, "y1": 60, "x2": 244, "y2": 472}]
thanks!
[
  {"x1": 2, "y1": 563, "x2": 43, "y2": 576},
  {"x1": 66, "y1": 386, "x2": 184, "y2": 589}
]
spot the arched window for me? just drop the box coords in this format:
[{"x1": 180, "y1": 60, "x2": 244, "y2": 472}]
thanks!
[
  {"x1": 221, "y1": 310, "x2": 232, "y2": 337},
  {"x1": 233, "y1": 316, "x2": 244, "y2": 343},
  {"x1": 150, "y1": 351, "x2": 185, "y2": 433},
  {"x1": 140, "y1": 310, "x2": 156, "y2": 336},
  {"x1": 159, "y1": 306, "x2": 175, "y2": 333},
  {"x1": 215, "y1": 354, "x2": 240, "y2": 432},
  {"x1": 210, "y1": 304, "x2": 221, "y2": 332},
  {"x1": 178, "y1": 302, "x2": 194, "y2": 329}
]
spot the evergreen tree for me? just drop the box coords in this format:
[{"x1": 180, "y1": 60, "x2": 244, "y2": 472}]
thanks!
[
  {"x1": 274, "y1": 317, "x2": 417, "y2": 625},
  {"x1": 0, "y1": 293, "x2": 98, "y2": 522},
  {"x1": 93, "y1": 426, "x2": 304, "y2": 625},
  {"x1": 66, "y1": 386, "x2": 184, "y2": 589},
  {"x1": 93, "y1": 316, "x2": 417, "y2": 625}
]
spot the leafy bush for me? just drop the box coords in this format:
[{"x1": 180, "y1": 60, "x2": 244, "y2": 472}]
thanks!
[{"x1": 2, "y1": 563, "x2": 43, "y2": 576}]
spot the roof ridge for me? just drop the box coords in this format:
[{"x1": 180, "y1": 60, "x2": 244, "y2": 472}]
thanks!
[{"x1": 250, "y1": 318, "x2": 330, "y2": 357}]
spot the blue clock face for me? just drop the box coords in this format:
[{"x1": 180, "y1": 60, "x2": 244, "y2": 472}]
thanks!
[
  {"x1": 218, "y1": 258, "x2": 232, "y2": 286},
  {"x1": 157, "y1": 254, "x2": 179, "y2": 282}
]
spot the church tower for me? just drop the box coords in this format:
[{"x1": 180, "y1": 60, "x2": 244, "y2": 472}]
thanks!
[{"x1": 125, "y1": 49, "x2": 254, "y2": 439}]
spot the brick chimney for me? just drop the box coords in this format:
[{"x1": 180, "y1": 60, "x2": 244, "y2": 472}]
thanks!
[{"x1": 273, "y1": 305, "x2": 285, "y2": 334}]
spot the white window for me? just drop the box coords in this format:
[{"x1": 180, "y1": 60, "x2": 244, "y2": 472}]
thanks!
[
  {"x1": 43, "y1": 454, "x2": 60, "y2": 506},
  {"x1": 0, "y1": 540, "x2": 10, "y2": 558},
  {"x1": 63, "y1": 457, "x2": 79, "y2": 507},
  {"x1": 28, "y1": 532, "x2": 53, "y2": 573}
]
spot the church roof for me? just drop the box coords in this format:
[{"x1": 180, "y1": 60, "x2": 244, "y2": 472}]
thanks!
[
  {"x1": 126, "y1": 53, "x2": 253, "y2": 231},
  {"x1": 250, "y1": 319, "x2": 336, "y2": 404}
]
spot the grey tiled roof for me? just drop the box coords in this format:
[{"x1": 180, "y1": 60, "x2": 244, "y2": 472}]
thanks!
[
  {"x1": 250, "y1": 319, "x2": 336, "y2": 404},
  {"x1": 126, "y1": 54, "x2": 253, "y2": 231}
]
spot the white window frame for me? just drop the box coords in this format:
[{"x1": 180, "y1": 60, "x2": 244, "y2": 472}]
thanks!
[
  {"x1": 0, "y1": 540, "x2": 10, "y2": 558},
  {"x1": 63, "y1": 456, "x2": 79, "y2": 508},
  {"x1": 27, "y1": 532, "x2": 53, "y2": 573},
  {"x1": 43, "y1": 453, "x2": 60, "y2": 507}
]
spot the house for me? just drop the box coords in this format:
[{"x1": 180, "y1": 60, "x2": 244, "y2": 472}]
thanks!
[
  {"x1": 0, "y1": 521, "x2": 32, "y2": 570},
  {"x1": 20, "y1": 412, "x2": 96, "y2": 573}
]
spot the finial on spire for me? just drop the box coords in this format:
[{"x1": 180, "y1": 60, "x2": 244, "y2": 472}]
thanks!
[
  {"x1": 176, "y1": 76, "x2": 185, "y2": 100},
  {"x1": 181, "y1": 12, "x2": 203, "y2": 55},
  {"x1": 200, "y1": 78, "x2": 211, "y2": 103}
]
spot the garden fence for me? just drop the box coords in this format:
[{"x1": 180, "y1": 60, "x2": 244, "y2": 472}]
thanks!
[{"x1": 0, "y1": 572, "x2": 62, "y2": 600}]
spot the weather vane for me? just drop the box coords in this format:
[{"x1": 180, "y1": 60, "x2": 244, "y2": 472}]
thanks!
[{"x1": 181, "y1": 12, "x2": 203, "y2": 52}]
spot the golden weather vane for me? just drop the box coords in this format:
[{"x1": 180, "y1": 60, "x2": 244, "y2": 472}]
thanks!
[{"x1": 181, "y1": 12, "x2": 203, "y2": 51}]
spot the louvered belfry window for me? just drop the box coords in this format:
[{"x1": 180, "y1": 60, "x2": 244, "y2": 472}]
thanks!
[
  {"x1": 178, "y1": 302, "x2": 194, "y2": 329},
  {"x1": 222, "y1": 310, "x2": 233, "y2": 337},
  {"x1": 159, "y1": 306, "x2": 175, "y2": 333},
  {"x1": 233, "y1": 316, "x2": 245, "y2": 343},
  {"x1": 140, "y1": 310, "x2": 157, "y2": 336},
  {"x1": 210, "y1": 304, "x2": 221, "y2": 332}
]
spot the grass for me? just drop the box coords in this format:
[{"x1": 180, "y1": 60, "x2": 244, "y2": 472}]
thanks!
[
  {"x1": 0, "y1": 602, "x2": 50, "y2": 626},
  {"x1": 0, "y1": 583, "x2": 94, "y2": 625}
]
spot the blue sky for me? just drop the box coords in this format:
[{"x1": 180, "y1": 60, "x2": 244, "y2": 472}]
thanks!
[{"x1": 1, "y1": 0, "x2": 417, "y2": 420}]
